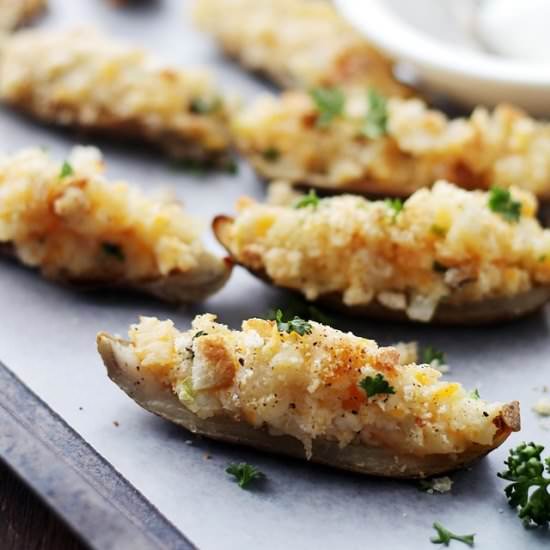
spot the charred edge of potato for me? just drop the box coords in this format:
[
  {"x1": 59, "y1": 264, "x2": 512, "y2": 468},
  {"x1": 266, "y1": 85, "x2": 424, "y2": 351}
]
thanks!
[
  {"x1": 1, "y1": 103, "x2": 233, "y2": 164},
  {"x1": 246, "y1": 156, "x2": 424, "y2": 199},
  {"x1": 97, "y1": 333, "x2": 519, "y2": 479},
  {"x1": 213, "y1": 215, "x2": 550, "y2": 325},
  {"x1": 0, "y1": 243, "x2": 233, "y2": 303}
]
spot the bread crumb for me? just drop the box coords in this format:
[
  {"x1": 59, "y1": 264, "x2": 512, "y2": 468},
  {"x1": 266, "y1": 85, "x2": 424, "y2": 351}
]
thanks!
[{"x1": 533, "y1": 397, "x2": 550, "y2": 417}]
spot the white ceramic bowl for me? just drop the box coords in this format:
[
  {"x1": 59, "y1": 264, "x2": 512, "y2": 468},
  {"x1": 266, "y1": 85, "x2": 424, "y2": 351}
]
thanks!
[{"x1": 335, "y1": 0, "x2": 550, "y2": 115}]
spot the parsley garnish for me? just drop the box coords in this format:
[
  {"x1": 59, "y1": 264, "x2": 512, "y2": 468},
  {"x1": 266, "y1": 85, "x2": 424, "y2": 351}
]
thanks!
[
  {"x1": 359, "y1": 373, "x2": 395, "y2": 398},
  {"x1": 431, "y1": 522, "x2": 475, "y2": 547},
  {"x1": 226, "y1": 463, "x2": 264, "y2": 489},
  {"x1": 190, "y1": 97, "x2": 222, "y2": 115},
  {"x1": 310, "y1": 87, "x2": 345, "y2": 127},
  {"x1": 192, "y1": 331, "x2": 207, "y2": 340},
  {"x1": 274, "y1": 309, "x2": 312, "y2": 336},
  {"x1": 488, "y1": 186, "x2": 521, "y2": 223},
  {"x1": 469, "y1": 388, "x2": 480, "y2": 400},
  {"x1": 422, "y1": 346, "x2": 445, "y2": 366},
  {"x1": 262, "y1": 148, "x2": 280, "y2": 162},
  {"x1": 101, "y1": 242, "x2": 125, "y2": 261},
  {"x1": 431, "y1": 224, "x2": 447, "y2": 237},
  {"x1": 384, "y1": 198, "x2": 403, "y2": 221},
  {"x1": 267, "y1": 303, "x2": 334, "y2": 327},
  {"x1": 294, "y1": 189, "x2": 320, "y2": 209},
  {"x1": 362, "y1": 88, "x2": 388, "y2": 139},
  {"x1": 498, "y1": 442, "x2": 550, "y2": 527},
  {"x1": 59, "y1": 161, "x2": 74, "y2": 179}
]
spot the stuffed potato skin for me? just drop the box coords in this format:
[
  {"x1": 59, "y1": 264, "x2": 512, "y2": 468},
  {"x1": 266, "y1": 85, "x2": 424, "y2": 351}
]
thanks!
[
  {"x1": 0, "y1": 146, "x2": 231, "y2": 302},
  {"x1": 97, "y1": 315, "x2": 520, "y2": 478},
  {"x1": 214, "y1": 182, "x2": 550, "y2": 324},
  {"x1": 0, "y1": 28, "x2": 233, "y2": 162}
]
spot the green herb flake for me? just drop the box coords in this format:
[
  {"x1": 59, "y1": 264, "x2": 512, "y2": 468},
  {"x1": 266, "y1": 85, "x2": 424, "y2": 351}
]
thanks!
[
  {"x1": 430, "y1": 522, "x2": 475, "y2": 547},
  {"x1": 101, "y1": 242, "x2": 125, "y2": 262},
  {"x1": 262, "y1": 148, "x2": 280, "y2": 162},
  {"x1": 294, "y1": 189, "x2": 320, "y2": 209},
  {"x1": 362, "y1": 88, "x2": 388, "y2": 139},
  {"x1": 422, "y1": 346, "x2": 446, "y2": 366},
  {"x1": 59, "y1": 161, "x2": 74, "y2": 179},
  {"x1": 190, "y1": 96, "x2": 222, "y2": 115},
  {"x1": 488, "y1": 186, "x2": 522, "y2": 223},
  {"x1": 384, "y1": 198, "x2": 403, "y2": 221},
  {"x1": 498, "y1": 442, "x2": 550, "y2": 527},
  {"x1": 469, "y1": 388, "x2": 480, "y2": 400},
  {"x1": 309, "y1": 87, "x2": 345, "y2": 128},
  {"x1": 274, "y1": 309, "x2": 312, "y2": 336},
  {"x1": 226, "y1": 463, "x2": 264, "y2": 489},
  {"x1": 431, "y1": 224, "x2": 447, "y2": 237},
  {"x1": 359, "y1": 373, "x2": 395, "y2": 399},
  {"x1": 192, "y1": 331, "x2": 208, "y2": 340}
]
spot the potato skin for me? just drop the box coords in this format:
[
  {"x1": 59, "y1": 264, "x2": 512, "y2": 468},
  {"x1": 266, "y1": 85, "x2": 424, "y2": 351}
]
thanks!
[{"x1": 97, "y1": 333, "x2": 519, "y2": 479}]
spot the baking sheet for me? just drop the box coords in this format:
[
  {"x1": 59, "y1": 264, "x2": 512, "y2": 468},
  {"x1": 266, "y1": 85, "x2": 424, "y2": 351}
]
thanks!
[{"x1": 1, "y1": 1, "x2": 549, "y2": 548}]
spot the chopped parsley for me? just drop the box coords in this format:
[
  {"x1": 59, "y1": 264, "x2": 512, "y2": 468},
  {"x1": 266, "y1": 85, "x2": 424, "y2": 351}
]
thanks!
[
  {"x1": 275, "y1": 309, "x2": 313, "y2": 336},
  {"x1": 362, "y1": 88, "x2": 388, "y2": 139},
  {"x1": 262, "y1": 148, "x2": 280, "y2": 162},
  {"x1": 294, "y1": 189, "x2": 320, "y2": 209},
  {"x1": 359, "y1": 373, "x2": 395, "y2": 398},
  {"x1": 59, "y1": 161, "x2": 74, "y2": 179},
  {"x1": 310, "y1": 87, "x2": 345, "y2": 128},
  {"x1": 226, "y1": 463, "x2": 264, "y2": 489},
  {"x1": 431, "y1": 522, "x2": 475, "y2": 547},
  {"x1": 101, "y1": 242, "x2": 125, "y2": 262},
  {"x1": 384, "y1": 198, "x2": 403, "y2": 221},
  {"x1": 190, "y1": 96, "x2": 222, "y2": 115},
  {"x1": 431, "y1": 224, "x2": 447, "y2": 237},
  {"x1": 267, "y1": 302, "x2": 334, "y2": 327},
  {"x1": 498, "y1": 442, "x2": 550, "y2": 527},
  {"x1": 422, "y1": 346, "x2": 445, "y2": 366},
  {"x1": 192, "y1": 331, "x2": 208, "y2": 340},
  {"x1": 488, "y1": 186, "x2": 521, "y2": 223},
  {"x1": 469, "y1": 388, "x2": 480, "y2": 400}
]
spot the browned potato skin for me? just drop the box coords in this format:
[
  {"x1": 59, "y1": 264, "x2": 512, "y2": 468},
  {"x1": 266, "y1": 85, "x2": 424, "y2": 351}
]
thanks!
[
  {"x1": 0, "y1": 243, "x2": 233, "y2": 304},
  {"x1": 97, "y1": 332, "x2": 520, "y2": 479},
  {"x1": 213, "y1": 215, "x2": 550, "y2": 325}
]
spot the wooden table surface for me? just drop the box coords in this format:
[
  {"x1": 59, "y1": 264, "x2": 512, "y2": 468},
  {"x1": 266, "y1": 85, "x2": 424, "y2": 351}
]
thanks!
[{"x1": 0, "y1": 459, "x2": 87, "y2": 550}]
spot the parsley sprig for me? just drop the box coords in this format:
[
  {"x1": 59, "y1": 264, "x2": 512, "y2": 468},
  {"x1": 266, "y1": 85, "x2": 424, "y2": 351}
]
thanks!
[
  {"x1": 362, "y1": 88, "x2": 388, "y2": 139},
  {"x1": 384, "y1": 198, "x2": 403, "y2": 221},
  {"x1": 310, "y1": 87, "x2": 345, "y2": 127},
  {"x1": 294, "y1": 189, "x2": 320, "y2": 209},
  {"x1": 498, "y1": 442, "x2": 550, "y2": 527},
  {"x1": 431, "y1": 522, "x2": 475, "y2": 547},
  {"x1": 274, "y1": 309, "x2": 313, "y2": 336},
  {"x1": 488, "y1": 186, "x2": 522, "y2": 223},
  {"x1": 226, "y1": 463, "x2": 264, "y2": 489},
  {"x1": 59, "y1": 161, "x2": 74, "y2": 179},
  {"x1": 359, "y1": 373, "x2": 395, "y2": 398},
  {"x1": 422, "y1": 346, "x2": 446, "y2": 366}
]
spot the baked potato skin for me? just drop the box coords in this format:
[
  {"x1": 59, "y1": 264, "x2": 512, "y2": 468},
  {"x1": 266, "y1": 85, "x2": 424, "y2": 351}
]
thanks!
[
  {"x1": 97, "y1": 315, "x2": 520, "y2": 478},
  {"x1": 0, "y1": 28, "x2": 233, "y2": 162},
  {"x1": 0, "y1": 146, "x2": 232, "y2": 303},
  {"x1": 213, "y1": 181, "x2": 550, "y2": 325},
  {"x1": 214, "y1": 216, "x2": 550, "y2": 325}
]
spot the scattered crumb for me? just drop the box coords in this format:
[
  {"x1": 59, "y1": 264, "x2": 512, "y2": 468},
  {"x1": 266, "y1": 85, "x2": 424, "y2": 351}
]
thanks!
[
  {"x1": 113, "y1": 421, "x2": 120, "y2": 427},
  {"x1": 533, "y1": 398, "x2": 550, "y2": 417},
  {"x1": 419, "y1": 476, "x2": 454, "y2": 494}
]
